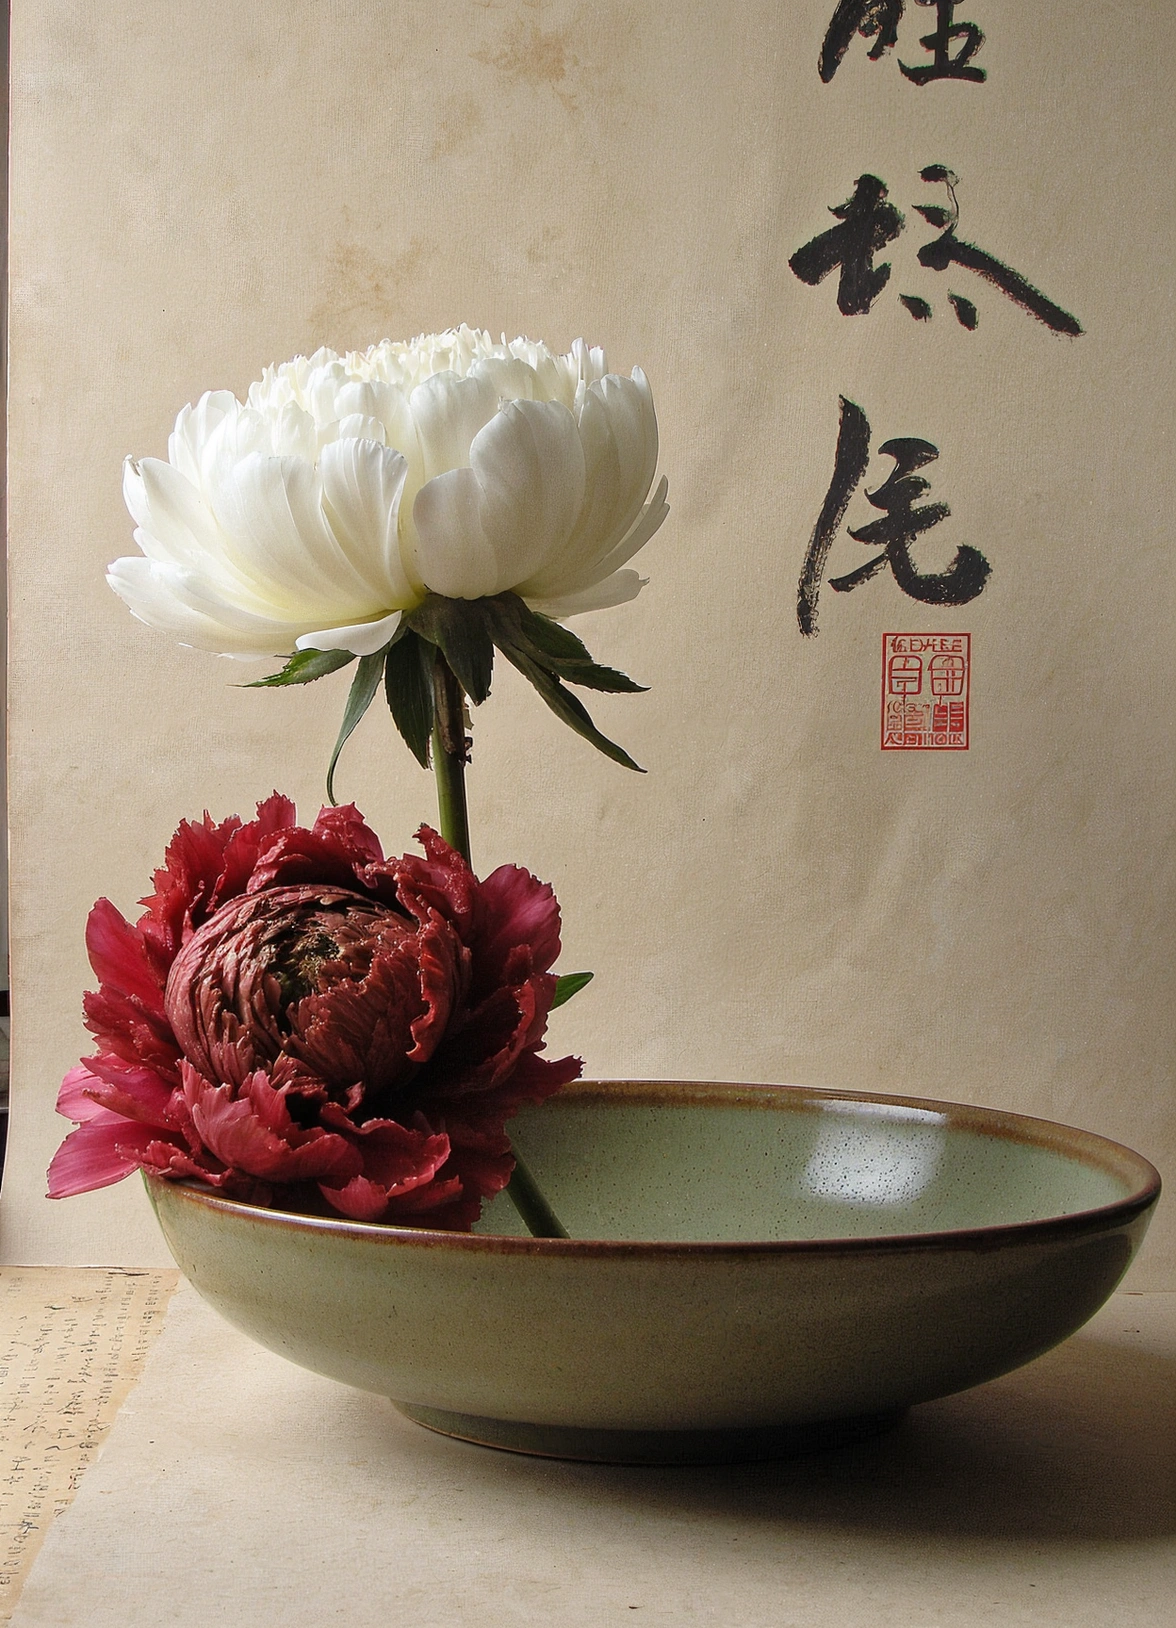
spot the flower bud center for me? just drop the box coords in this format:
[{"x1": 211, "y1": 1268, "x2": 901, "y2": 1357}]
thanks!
[{"x1": 164, "y1": 885, "x2": 418, "y2": 1093}]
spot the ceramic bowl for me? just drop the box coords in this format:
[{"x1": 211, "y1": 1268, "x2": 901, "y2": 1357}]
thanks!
[{"x1": 147, "y1": 1081, "x2": 1159, "y2": 1463}]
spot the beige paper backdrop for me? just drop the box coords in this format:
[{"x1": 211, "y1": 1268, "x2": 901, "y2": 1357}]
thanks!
[{"x1": 3, "y1": 2, "x2": 1173, "y2": 1283}]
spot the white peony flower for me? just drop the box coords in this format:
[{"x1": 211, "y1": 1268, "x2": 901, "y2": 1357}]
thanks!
[{"x1": 111, "y1": 326, "x2": 669, "y2": 659}]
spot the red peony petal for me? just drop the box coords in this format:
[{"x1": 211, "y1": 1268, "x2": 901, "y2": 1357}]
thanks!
[
  {"x1": 388, "y1": 1180, "x2": 484, "y2": 1231},
  {"x1": 502, "y1": 1047, "x2": 584, "y2": 1104},
  {"x1": 47, "y1": 1117, "x2": 163, "y2": 1197},
  {"x1": 393, "y1": 827, "x2": 479, "y2": 938},
  {"x1": 82, "y1": 984, "x2": 181, "y2": 1081},
  {"x1": 253, "y1": 791, "x2": 299, "y2": 832},
  {"x1": 350, "y1": 1117, "x2": 451, "y2": 1189},
  {"x1": 57, "y1": 1063, "x2": 114, "y2": 1123},
  {"x1": 72, "y1": 1055, "x2": 179, "y2": 1129},
  {"x1": 473, "y1": 863, "x2": 562, "y2": 987},
  {"x1": 140, "y1": 813, "x2": 244, "y2": 962},
  {"x1": 246, "y1": 806, "x2": 400, "y2": 903},
  {"x1": 182, "y1": 1064, "x2": 363, "y2": 1185},
  {"x1": 289, "y1": 936, "x2": 429, "y2": 1096},
  {"x1": 138, "y1": 1138, "x2": 230, "y2": 1185},
  {"x1": 385, "y1": 1173, "x2": 467, "y2": 1212},
  {"x1": 438, "y1": 1142, "x2": 516, "y2": 1205},
  {"x1": 311, "y1": 803, "x2": 385, "y2": 865},
  {"x1": 136, "y1": 796, "x2": 297, "y2": 972},
  {"x1": 424, "y1": 1050, "x2": 582, "y2": 1209},
  {"x1": 317, "y1": 1174, "x2": 395, "y2": 1221},
  {"x1": 207, "y1": 794, "x2": 299, "y2": 912},
  {"x1": 405, "y1": 915, "x2": 467, "y2": 1064},
  {"x1": 85, "y1": 898, "x2": 167, "y2": 1012},
  {"x1": 55, "y1": 793, "x2": 580, "y2": 1233},
  {"x1": 425, "y1": 976, "x2": 548, "y2": 1096},
  {"x1": 322, "y1": 1169, "x2": 470, "y2": 1225},
  {"x1": 318, "y1": 1115, "x2": 454, "y2": 1221}
]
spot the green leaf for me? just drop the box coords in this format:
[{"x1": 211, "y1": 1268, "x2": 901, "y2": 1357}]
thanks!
[
  {"x1": 406, "y1": 596, "x2": 495, "y2": 705},
  {"x1": 383, "y1": 630, "x2": 434, "y2": 770},
  {"x1": 551, "y1": 971, "x2": 593, "y2": 1010},
  {"x1": 244, "y1": 647, "x2": 357, "y2": 687},
  {"x1": 326, "y1": 650, "x2": 387, "y2": 804},
  {"x1": 498, "y1": 645, "x2": 645, "y2": 772}
]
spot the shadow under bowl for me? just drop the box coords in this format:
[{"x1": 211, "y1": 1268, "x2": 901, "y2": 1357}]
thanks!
[{"x1": 146, "y1": 1081, "x2": 1160, "y2": 1463}]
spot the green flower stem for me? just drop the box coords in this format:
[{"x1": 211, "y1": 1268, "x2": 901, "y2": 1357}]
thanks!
[
  {"x1": 429, "y1": 649, "x2": 568, "y2": 1241},
  {"x1": 505, "y1": 1151, "x2": 569, "y2": 1240},
  {"x1": 430, "y1": 652, "x2": 472, "y2": 865}
]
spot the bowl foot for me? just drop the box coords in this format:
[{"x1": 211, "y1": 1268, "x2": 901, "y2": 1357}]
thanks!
[{"x1": 393, "y1": 1402, "x2": 908, "y2": 1464}]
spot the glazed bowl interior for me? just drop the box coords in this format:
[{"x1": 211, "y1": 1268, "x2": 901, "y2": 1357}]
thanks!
[{"x1": 475, "y1": 1083, "x2": 1149, "y2": 1243}]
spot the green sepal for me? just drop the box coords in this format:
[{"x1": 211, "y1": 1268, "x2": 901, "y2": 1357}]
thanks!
[
  {"x1": 535, "y1": 657, "x2": 646, "y2": 694},
  {"x1": 406, "y1": 595, "x2": 495, "y2": 705},
  {"x1": 326, "y1": 649, "x2": 388, "y2": 805},
  {"x1": 551, "y1": 971, "x2": 593, "y2": 1010},
  {"x1": 487, "y1": 595, "x2": 646, "y2": 694},
  {"x1": 497, "y1": 644, "x2": 644, "y2": 772},
  {"x1": 507, "y1": 599, "x2": 591, "y2": 663},
  {"x1": 383, "y1": 630, "x2": 434, "y2": 770},
  {"x1": 244, "y1": 647, "x2": 357, "y2": 687}
]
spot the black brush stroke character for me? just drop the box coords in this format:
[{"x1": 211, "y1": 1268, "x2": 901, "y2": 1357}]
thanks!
[
  {"x1": 914, "y1": 166, "x2": 1083, "y2": 335},
  {"x1": 900, "y1": 0, "x2": 985, "y2": 84},
  {"x1": 820, "y1": 0, "x2": 904, "y2": 82},
  {"x1": 798, "y1": 398, "x2": 871, "y2": 636},
  {"x1": 788, "y1": 176, "x2": 905, "y2": 316},
  {"x1": 799, "y1": 398, "x2": 991, "y2": 636}
]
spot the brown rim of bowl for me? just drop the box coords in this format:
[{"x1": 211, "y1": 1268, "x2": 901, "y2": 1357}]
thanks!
[{"x1": 145, "y1": 1079, "x2": 1162, "y2": 1261}]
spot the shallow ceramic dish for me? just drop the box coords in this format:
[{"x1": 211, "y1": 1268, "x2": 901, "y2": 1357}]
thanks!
[{"x1": 147, "y1": 1080, "x2": 1159, "y2": 1463}]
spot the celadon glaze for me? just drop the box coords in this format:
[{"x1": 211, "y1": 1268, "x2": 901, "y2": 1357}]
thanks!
[{"x1": 146, "y1": 1082, "x2": 1160, "y2": 1463}]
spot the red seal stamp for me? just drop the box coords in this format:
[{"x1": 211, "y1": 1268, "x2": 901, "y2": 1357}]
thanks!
[{"x1": 881, "y1": 633, "x2": 970, "y2": 750}]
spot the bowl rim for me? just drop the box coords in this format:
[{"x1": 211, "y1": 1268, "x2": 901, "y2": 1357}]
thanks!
[{"x1": 145, "y1": 1080, "x2": 1161, "y2": 1259}]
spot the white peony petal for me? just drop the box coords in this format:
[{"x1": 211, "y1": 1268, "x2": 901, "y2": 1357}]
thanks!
[
  {"x1": 202, "y1": 404, "x2": 272, "y2": 494},
  {"x1": 370, "y1": 384, "x2": 425, "y2": 519},
  {"x1": 318, "y1": 439, "x2": 418, "y2": 605},
  {"x1": 332, "y1": 413, "x2": 387, "y2": 446},
  {"x1": 536, "y1": 476, "x2": 670, "y2": 598},
  {"x1": 121, "y1": 458, "x2": 153, "y2": 534},
  {"x1": 273, "y1": 402, "x2": 319, "y2": 460},
  {"x1": 128, "y1": 458, "x2": 224, "y2": 570},
  {"x1": 589, "y1": 371, "x2": 659, "y2": 544},
  {"x1": 208, "y1": 453, "x2": 381, "y2": 617},
  {"x1": 370, "y1": 383, "x2": 419, "y2": 458},
  {"x1": 466, "y1": 399, "x2": 586, "y2": 591},
  {"x1": 108, "y1": 558, "x2": 314, "y2": 656},
  {"x1": 123, "y1": 461, "x2": 301, "y2": 623},
  {"x1": 516, "y1": 388, "x2": 623, "y2": 596},
  {"x1": 168, "y1": 391, "x2": 239, "y2": 487},
  {"x1": 470, "y1": 356, "x2": 538, "y2": 403},
  {"x1": 408, "y1": 371, "x2": 499, "y2": 482},
  {"x1": 525, "y1": 569, "x2": 646, "y2": 619},
  {"x1": 515, "y1": 373, "x2": 660, "y2": 601},
  {"x1": 333, "y1": 382, "x2": 384, "y2": 420},
  {"x1": 412, "y1": 467, "x2": 501, "y2": 599},
  {"x1": 295, "y1": 610, "x2": 403, "y2": 656}
]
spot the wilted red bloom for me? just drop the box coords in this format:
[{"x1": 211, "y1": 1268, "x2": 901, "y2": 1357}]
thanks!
[{"x1": 49, "y1": 796, "x2": 581, "y2": 1228}]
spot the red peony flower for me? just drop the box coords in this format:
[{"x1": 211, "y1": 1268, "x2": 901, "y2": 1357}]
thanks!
[{"x1": 49, "y1": 796, "x2": 581, "y2": 1229}]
